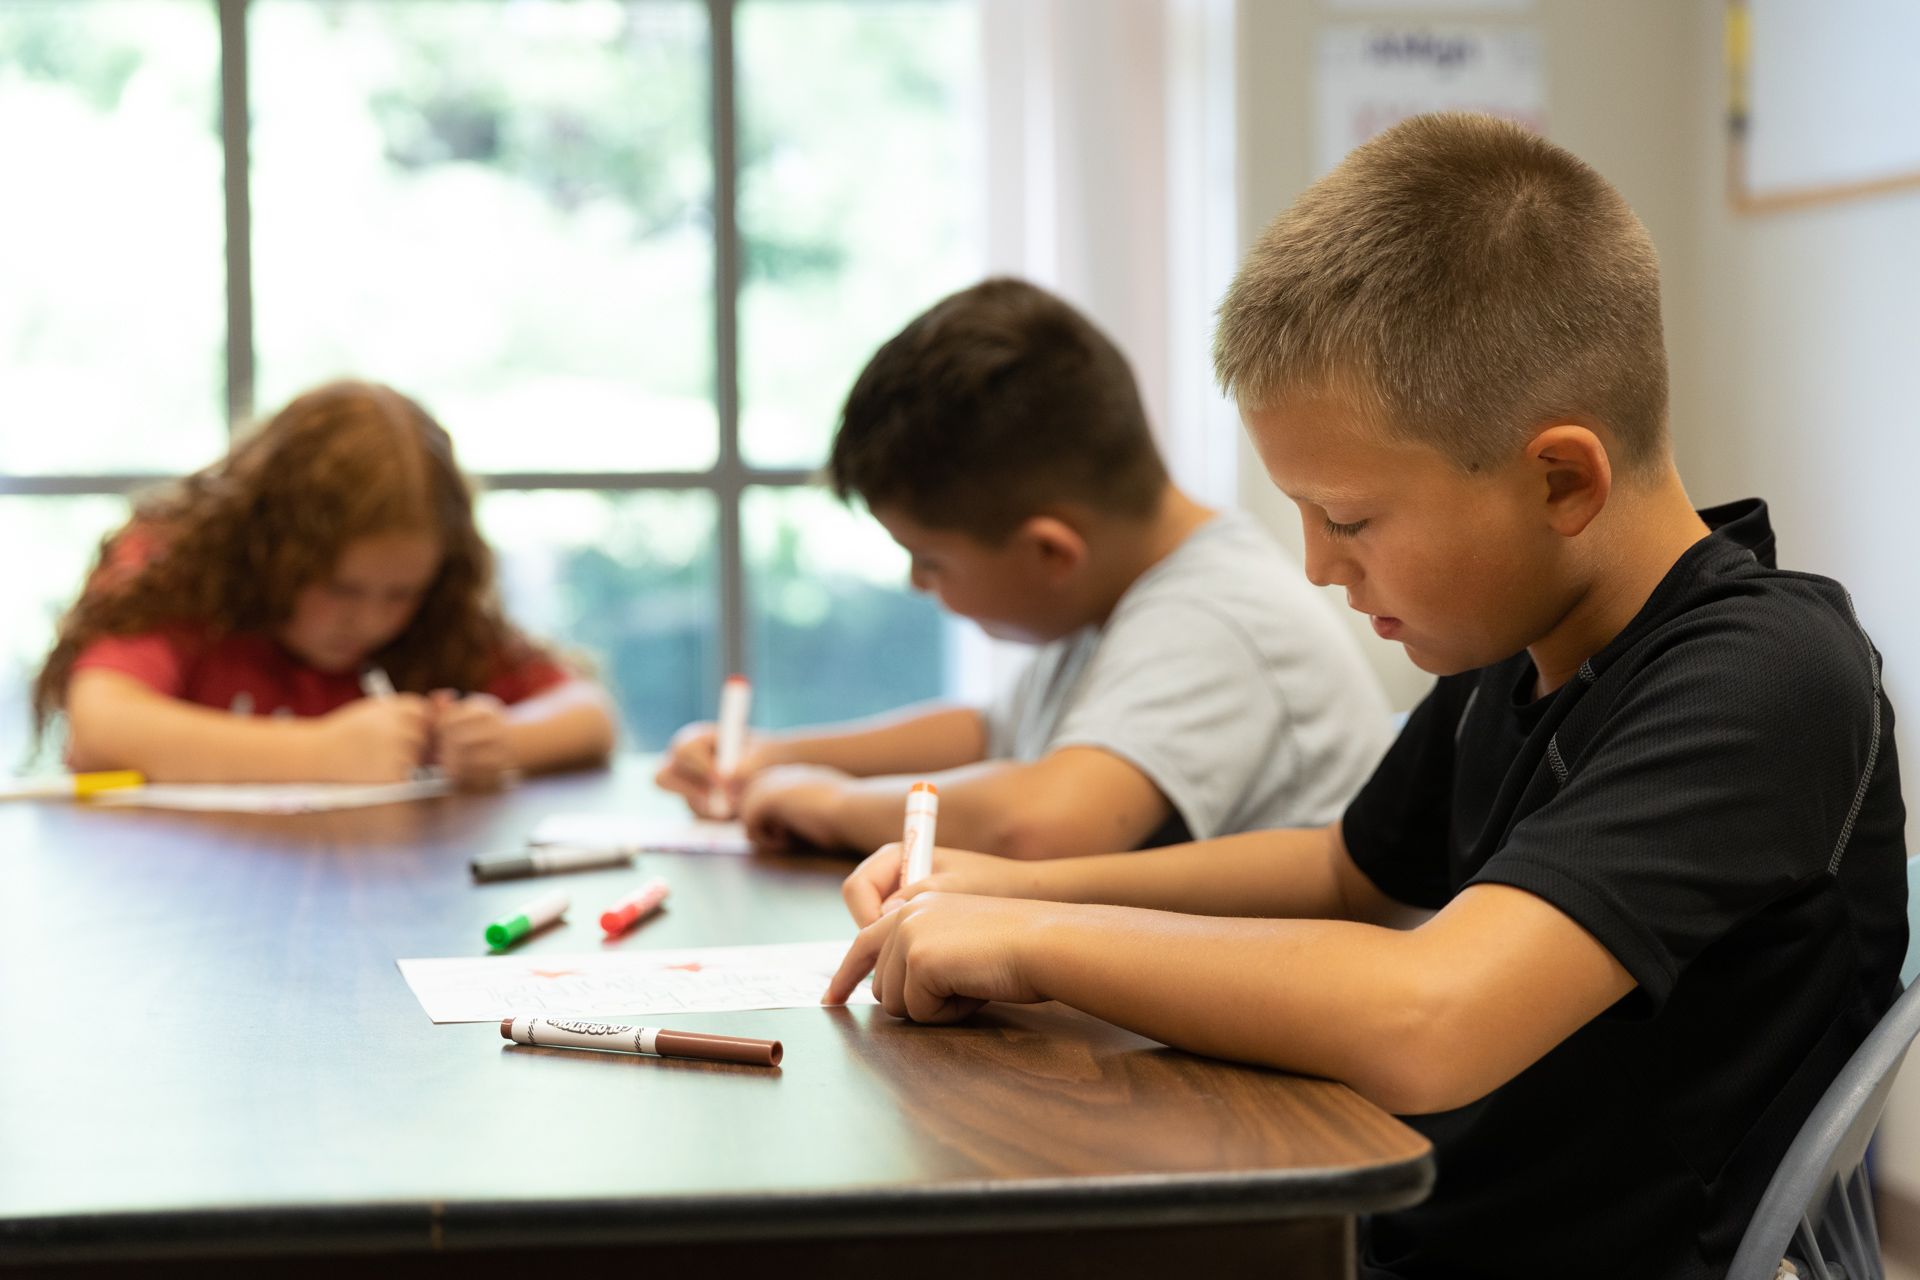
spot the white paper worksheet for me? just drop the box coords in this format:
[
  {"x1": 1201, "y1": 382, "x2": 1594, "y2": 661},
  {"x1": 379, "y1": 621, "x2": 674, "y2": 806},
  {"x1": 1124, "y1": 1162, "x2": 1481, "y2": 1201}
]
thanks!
[
  {"x1": 529, "y1": 813, "x2": 753, "y2": 855},
  {"x1": 89, "y1": 777, "x2": 454, "y2": 814},
  {"x1": 396, "y1": 939, "x2": 875, "y2": 1023}
]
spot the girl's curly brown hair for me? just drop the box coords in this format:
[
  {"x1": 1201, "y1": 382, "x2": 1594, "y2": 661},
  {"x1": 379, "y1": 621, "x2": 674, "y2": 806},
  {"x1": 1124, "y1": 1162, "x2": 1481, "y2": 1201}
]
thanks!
[{"x1": 34, "y1": 380, "x2": 547, "y2": 741}]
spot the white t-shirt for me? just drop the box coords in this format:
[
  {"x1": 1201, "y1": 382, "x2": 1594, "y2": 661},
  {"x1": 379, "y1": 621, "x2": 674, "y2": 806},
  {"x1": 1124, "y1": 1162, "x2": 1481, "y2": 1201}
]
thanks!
[{"x1": 984, "y1": 511, "x2": 1393, "y2": 842}]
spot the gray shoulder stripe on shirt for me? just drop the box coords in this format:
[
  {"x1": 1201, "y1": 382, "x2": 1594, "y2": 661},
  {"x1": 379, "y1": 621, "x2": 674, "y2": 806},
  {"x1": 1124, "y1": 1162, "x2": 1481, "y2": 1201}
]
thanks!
[
  {"x1": 1828, "y1": 590, "x2": 1884, "y2": 876},
  {"x1": 1546, "y1": 735, "x2": 1569, "y2": 786},
  {"x1": 1455, "y1": 686, "x2": 1480, "y2": 747}
]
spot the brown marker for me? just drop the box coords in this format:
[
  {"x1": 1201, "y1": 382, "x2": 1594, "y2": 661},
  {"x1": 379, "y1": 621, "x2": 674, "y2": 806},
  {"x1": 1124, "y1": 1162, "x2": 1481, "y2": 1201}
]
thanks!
[{"x1": 500, "y1": 1015, "x2": 782, "y2": 1067}]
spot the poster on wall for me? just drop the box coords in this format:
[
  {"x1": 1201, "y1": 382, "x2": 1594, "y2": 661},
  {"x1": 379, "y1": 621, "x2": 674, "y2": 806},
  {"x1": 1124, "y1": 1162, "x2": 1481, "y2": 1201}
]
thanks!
[
  {"x1": 1729, "y1": 0, "x2": 1920, "y2": 212},
  {"x1": 1313, "y1": 26, "x2": 1545, "y2": 178},
  {"x1": 1321, "y1": 0, "x2": 1531, "y2": 9}
]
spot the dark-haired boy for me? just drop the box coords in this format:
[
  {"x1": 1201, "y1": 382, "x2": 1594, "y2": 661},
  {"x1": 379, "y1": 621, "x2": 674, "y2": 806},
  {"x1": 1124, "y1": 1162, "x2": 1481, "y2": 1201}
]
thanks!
[
  {"x1": 827, "y1": 114, "x2": 1906, "y2": 1276},
  {"x1": 657, "y1": 278, "x2": 1393, "y2": 859}
]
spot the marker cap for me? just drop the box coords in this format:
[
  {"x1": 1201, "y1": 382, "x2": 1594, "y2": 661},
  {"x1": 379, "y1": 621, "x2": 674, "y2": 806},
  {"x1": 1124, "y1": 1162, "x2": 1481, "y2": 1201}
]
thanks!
[
  {"x1": 485, "y1": 914, "x2": 530, "y2": 948},
  {"x1": 72, "y1": 770, "x2": 144, "y2": 798},
  {"x1": 600, "y1": 878, "x2": 671, "y2": 935},
  {"x1": 470, "y1": 853, "x2": 538, "y2": 883},
  {"x1": 484, "y1": 890, "x2": 569, "y2": 949}
]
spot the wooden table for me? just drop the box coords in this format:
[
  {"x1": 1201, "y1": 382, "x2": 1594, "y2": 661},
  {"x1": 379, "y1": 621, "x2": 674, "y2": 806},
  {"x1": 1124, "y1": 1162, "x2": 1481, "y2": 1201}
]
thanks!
[{"x1": 0, "y1": 759, "x2": 1431, "y2": 1279}]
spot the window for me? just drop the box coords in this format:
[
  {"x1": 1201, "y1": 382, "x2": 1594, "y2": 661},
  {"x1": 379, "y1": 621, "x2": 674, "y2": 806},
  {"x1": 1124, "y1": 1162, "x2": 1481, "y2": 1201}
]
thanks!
[{"x1": 0, "y1": 0, "x2": 982, "y2": 767}]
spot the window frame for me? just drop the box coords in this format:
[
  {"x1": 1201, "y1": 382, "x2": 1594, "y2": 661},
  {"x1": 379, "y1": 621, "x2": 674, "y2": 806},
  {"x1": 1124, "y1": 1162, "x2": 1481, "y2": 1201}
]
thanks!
[{"x1": 0, "y1": 0, "x2": 810, "y2": 687}]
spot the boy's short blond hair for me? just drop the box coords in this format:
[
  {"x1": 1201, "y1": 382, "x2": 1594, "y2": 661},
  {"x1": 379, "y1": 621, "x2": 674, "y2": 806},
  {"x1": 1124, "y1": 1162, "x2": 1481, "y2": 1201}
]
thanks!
[{"x1": 1215, "y1": 112, "x2": 1669, "y2": 480}]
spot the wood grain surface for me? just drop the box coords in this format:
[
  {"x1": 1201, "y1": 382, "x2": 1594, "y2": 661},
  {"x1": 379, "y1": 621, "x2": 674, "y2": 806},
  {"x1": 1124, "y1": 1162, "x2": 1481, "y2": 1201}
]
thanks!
[{"x1": 0, "y1": 758, "x2": 1429, "y2": 1271}]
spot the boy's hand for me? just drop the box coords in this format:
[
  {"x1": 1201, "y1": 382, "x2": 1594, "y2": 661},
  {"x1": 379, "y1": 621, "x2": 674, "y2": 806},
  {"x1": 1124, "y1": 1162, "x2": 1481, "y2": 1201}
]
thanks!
[
  {"x1": 655, "y1": 722, "x2": 772, "y2": 818},
  {"x1": 842, "y1": 841, "x2": 1032, "y2": 927},
  {"x1": 737, "y1": 763, "x2": 853, "y2": 851},
  {"x1": 823, "y1": 893, "x2": 1050, "y2": 1021},
  {"x1": 313, "y1": 694, "x2": 431, "y2": 782},
  {"x1": 433, "y1": 691, "x2": 514, "y2": 788}
]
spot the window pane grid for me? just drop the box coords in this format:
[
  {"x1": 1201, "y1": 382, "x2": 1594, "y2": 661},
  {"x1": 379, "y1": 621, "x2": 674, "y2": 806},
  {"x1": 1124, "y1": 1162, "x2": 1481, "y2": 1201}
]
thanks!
[{"x1": 1, "y1": 0, "x2": 976, "y2": 760}]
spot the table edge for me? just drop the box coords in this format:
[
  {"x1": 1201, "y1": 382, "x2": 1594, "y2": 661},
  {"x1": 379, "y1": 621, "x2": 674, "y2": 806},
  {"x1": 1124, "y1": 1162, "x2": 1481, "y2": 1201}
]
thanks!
[{"x1": 0, "y1": 1154, "x2": 1434, "y2": 1264}]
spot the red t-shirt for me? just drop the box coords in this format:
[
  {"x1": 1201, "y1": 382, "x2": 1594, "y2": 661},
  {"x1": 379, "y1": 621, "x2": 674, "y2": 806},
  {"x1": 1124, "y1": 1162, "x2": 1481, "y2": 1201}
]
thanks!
[{"x1": 72, "y1": 624, "x2": 569, "y2": 718}]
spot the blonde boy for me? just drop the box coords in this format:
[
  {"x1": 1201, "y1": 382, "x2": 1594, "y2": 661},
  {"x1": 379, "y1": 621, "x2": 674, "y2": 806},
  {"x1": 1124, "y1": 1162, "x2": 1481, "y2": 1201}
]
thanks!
[{"x1": 826, "y1": 115, "x2": 1906, "y2": 1276}]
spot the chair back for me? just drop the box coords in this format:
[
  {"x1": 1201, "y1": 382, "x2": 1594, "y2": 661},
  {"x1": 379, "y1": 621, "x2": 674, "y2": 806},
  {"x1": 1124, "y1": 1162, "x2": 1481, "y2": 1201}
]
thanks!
[
  {"x1": 1900, "y1": 854, "x2": 1920, "y2": 987},
  {"x1": 1727, "y1": 974, "x2": 1920, "y2": 1280}
]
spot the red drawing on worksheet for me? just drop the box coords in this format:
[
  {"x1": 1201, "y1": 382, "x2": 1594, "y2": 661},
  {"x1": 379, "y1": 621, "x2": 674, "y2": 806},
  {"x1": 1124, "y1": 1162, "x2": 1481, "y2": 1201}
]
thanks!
[
  {"x1": 665, "y1": 961, "x2": 704, "y2": 972},
  {"x1": 531, "y1": 969, "x2": 579, "y2": 979}
]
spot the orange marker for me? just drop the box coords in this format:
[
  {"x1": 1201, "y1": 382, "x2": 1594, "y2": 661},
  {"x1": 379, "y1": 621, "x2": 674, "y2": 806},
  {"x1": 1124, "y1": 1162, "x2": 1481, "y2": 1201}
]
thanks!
[
  {"x1": 901, "y1": 781, "x2": 938, "y2": 888},
  {"x1": 600, "y1": 878, "x2": 671, "y2": 936}
]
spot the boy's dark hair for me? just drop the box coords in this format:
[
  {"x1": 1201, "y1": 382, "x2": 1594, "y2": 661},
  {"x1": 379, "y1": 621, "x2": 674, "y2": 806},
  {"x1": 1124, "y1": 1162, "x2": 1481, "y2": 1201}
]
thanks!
[
  {"x1": 1215, "y1": 112, "x2": 1670, "y2": 481},
  {"x1": 829, "y1": 278, "x2": 1168, "y2": 542}
]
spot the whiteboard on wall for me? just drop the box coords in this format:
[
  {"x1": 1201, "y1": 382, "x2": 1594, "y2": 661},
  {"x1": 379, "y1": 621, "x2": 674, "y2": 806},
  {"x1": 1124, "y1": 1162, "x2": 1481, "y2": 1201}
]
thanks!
[
  {"x1": 1314, "y1": 26, "x2": 1545, "y2": 178},
  {"x1": 1734, "y1": 0, "x2": 1920, "y2": 210}
]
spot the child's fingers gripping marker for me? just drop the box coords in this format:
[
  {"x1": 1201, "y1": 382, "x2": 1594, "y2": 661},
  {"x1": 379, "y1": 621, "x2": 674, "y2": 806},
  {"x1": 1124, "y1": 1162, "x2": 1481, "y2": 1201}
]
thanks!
[{"x1": 709, "y1": 675, "x2": 752, "y2": 818}]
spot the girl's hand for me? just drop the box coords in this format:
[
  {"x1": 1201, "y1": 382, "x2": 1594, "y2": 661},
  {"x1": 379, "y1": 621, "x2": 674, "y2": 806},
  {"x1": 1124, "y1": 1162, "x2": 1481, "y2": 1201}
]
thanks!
[
  {"x1": 823, "y1": 893, "x2": 1052, "y2": 1021},
  {"x1": 433, "y1": 691, "x2": 513, "y2": 788},
  {"x1": 312, "y1": 694, "x2": 432, "y2": 782},
  {"x1": 841, "y1": 841, "x2": 1038, "y2": 927}
]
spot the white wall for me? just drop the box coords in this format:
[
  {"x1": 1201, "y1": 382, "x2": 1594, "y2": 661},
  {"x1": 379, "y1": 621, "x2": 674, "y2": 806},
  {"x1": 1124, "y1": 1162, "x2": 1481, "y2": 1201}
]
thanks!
[
  {"x1": 1231, "y1": 0, "x2": 1700, "y2": 713},
  {"x1": 1673, "y1": 0, "x2": 1920, "y2": 1208},
  {"x1": 956, "y1": 0, "x2": 1243, "y2": 706}
]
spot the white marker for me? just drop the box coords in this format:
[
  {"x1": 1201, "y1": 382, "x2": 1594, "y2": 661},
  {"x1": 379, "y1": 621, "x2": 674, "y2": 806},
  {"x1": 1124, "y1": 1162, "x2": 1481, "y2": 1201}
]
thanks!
[
  {"x1": 709, "y1": 675, "x2": 752, "y2": 819},
  {"x1": 901, "y1": 781, "x2": 938, "y2": 888},
  {"x1": 359, "y1": 664, "x2": 439, "y2": 781}
]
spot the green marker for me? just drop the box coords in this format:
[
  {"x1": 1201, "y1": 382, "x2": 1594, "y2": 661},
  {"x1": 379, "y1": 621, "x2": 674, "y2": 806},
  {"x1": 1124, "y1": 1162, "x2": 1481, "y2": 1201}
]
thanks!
[{"x1": 485, "y1": 889, "x2": 570, "y2": 949}]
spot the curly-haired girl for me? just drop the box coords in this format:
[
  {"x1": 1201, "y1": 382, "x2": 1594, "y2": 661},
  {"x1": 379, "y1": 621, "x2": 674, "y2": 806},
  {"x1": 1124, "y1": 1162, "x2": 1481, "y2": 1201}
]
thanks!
[{"x1": 35, "y1": 380, "x2": 616, "y2": 786}]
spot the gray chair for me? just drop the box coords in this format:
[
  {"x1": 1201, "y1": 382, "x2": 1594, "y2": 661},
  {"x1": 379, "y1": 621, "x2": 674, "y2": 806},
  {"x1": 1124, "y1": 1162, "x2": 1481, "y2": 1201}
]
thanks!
[{"x1": 1726, "y1": 856, "x2": 1920, "y2": 1280}]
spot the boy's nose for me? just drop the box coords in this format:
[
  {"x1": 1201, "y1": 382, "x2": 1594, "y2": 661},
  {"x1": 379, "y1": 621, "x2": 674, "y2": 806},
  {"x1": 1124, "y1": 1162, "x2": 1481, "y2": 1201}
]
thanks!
[{"x1": 1302, "y1": 539, "x2": 1355, "y2": 590}]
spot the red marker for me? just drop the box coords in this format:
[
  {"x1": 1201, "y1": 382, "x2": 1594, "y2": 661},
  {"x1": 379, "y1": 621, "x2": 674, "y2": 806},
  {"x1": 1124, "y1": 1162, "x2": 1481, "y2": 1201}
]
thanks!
[{"x1": 599, "y1": 877, "x2": 671, "y2": 936}]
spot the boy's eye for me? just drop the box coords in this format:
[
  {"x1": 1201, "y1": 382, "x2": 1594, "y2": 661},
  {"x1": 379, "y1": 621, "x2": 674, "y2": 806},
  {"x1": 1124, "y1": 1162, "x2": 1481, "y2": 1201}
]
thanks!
[{"x1": 1323, "y1": 517, "x2": 1370, "y2": 540}]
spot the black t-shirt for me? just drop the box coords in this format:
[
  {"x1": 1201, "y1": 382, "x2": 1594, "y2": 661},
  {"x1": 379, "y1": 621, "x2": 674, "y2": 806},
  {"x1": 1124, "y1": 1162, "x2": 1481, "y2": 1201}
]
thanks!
[{"x1": 1343, "y1": 499, "x2": 1907, "y2": 1280}]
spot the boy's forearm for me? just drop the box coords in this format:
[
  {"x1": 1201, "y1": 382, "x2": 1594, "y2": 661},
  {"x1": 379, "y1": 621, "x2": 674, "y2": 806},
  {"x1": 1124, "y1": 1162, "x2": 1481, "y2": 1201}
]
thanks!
[
  {"x1": 1013, "y1": 824, "x2": 1398, "y2": 923},
  {"x1": 819, "y1": 757, "x2": 1148, "y2": 860},
  {"x1": 1007, "y1": 884, "x2": 1634, "y2": 1114},
  {"x1": 1016, "y1": 903, "x2": 1425, "y2": 1100},
  {"x1": 758, "y1": 705, "x2": 986, "y2": 777}
]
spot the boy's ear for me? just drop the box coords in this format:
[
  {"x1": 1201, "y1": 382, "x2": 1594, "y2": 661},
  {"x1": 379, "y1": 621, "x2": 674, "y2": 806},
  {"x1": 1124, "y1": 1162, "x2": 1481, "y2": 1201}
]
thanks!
[
  {"x1": 1013, "y1": 514, "x2": 1090, "y2": 587},
  {"x1": 1526, "y1": 424, "x2": 1612, "y2": 539}
]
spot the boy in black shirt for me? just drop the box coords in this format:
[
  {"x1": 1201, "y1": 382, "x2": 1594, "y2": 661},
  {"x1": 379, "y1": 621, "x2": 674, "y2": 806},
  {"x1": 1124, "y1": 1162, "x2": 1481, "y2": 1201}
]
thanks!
[{"x1": 824, "y1": 112, "x2": 1906, "y2": 1277}]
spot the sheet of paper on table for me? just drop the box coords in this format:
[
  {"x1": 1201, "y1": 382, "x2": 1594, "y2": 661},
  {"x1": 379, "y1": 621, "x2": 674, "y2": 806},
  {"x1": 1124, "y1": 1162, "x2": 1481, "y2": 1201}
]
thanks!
[
  {"x1": 90, "y1": 777, "x2": 454, "y2": 814},
  {"x1": 397, "y1": 939, "x2": 875, "y2": 1023},
  {"x1": 529, "y1": 812, "x2": 753, "y2": 855}
]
